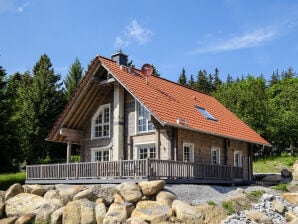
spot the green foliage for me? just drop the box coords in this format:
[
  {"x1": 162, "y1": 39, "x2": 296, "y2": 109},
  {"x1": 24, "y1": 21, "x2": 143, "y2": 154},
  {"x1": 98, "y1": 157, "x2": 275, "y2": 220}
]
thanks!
[
  {"x1": 221, "y1": 201, "x2": 234, "y2": 215},
  {"x1": 272, "y1": 183, "x2": 288, "y2": 192},
  {"x1": 0, "y1": 172, "x2": 26, "y2": 190},
  {"x1": 253, "y1": 155, "x2": 298, "y2": 173},
  {"x1": 64, "y1": 57, "x2": 83, "y2": 100},
  {"x1": 207, "y1": 200, "x2": 217, "y2": 206},
  {"x1": 178, "y1": 68, "x2": 187, "y2": 86},
  {"x1": 247, "y1": 190, "x2": 264, "y2": 201}
]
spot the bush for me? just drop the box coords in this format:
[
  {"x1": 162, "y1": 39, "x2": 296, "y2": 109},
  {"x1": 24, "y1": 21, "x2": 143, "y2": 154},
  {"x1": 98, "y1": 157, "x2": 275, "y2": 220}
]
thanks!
[
  {"x1": 0, "y1": 172, "x2": 26, "y2": 190},
  {"x1": 221, "y1": 201, "x2": 234, "y2": 215},
  {"x1": 272, "y1": 183, "x2": 288, "y2": 192}
]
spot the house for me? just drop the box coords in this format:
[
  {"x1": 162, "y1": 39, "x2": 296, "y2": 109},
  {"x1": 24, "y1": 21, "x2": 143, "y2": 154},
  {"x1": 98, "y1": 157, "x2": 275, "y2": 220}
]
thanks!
[{"x1": 26, "y1": 52, "x2": 270, "y2": 184}]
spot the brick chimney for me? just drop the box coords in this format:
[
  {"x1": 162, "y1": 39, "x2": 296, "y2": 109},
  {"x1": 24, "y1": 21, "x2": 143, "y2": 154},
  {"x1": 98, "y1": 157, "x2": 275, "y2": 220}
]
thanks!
[{"x1": 111, "y1": 51, "x2": 128, "y2": 66}]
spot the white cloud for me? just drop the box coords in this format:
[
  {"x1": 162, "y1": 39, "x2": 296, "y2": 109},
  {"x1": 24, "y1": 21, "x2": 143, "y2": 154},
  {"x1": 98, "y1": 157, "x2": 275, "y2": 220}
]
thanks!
[
  {"x1": 189, "y1": 28, "x2": 276, "y2": 55},
  {"x1": 113, "y1": 19, "x2": 152, "y2": 49},
  {"x1": 17, "y1": 2, "x2": 29, "y2": 13},
  {"x1": 0, "y1": 0, "x2": 29, "y2": 14}
]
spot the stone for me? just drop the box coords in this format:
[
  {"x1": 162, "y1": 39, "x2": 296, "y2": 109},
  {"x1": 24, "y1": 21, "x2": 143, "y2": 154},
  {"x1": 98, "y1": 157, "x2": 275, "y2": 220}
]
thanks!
[
  {"x1": 116, "y1": 182, "x2": 142, "y2": 203},
  {"x1": 287, "y1": 183, "x2": 298, "y2": 193},
  {"x1": 96, "y1": 198, "x2": 106, "y2": 204},
  {"x1": 80, "y1": 198, "x2": 96, "y2": 224},
  {"x1": 223, "y1": 192, "x2": 252, "y2": 213},
  {"x1": 31, "y1": 187, "x2": 47, "y2": 197},
  {"x1": 95, "y1": 185, "x2": 118, "y2": 206},
  {"x1": 22, "y1": 184, "x2": 33, "y2": 193},
  {"x1": 51, "y1": 207, "x2": 64, "y2": 224},
  {"x1": 22, "y1": 184, "x2": 47, "y2": 197},
  {"x1": 15, "y1": 213, "x2": 36, "y2": 224},
  {"x1": 131, "y1": 201, "x2": 172, "y2": 223},
  {"x1": 272, "y1": 199, "x2": 286, "y2": 214},
  {"x1": 4, "y1": 183, "x2": 24, "y2": 201},
  {"x1": 95, "y1": 202, "x2": 106, "y2": 224},
  {"x1": 172, "y1": 200, "x2": 203, "y2": 223},
  {"x1": 246, "y1": 210, "x2": 272, "y2": 224},
  {"x1": 0, "y1": 191, "x2": 5, "y2": 201},
  {"x1": 35, "y1": 199, "x2": 63, "y2": 224},
  {"x1": 292, "y1": 161, "x2": 298, "y2": 181},
  {"x1": 138, "y1": 180, "x2": 166, "y2": 196},
  {"x1": 5, "y1": 193, "x2": 46, "y2": 217},
  {"x1": 262, "y1": 174, "x2": 282, "y2": 182},
  {"x1": 288, "y1": 218, "x2": 298, "y2": 224},
  {"x1": 73, "y1": 188, "x2": 93, "y2": 201},
  {"x1": 58, "y1": 185, "x2": 86, "y2": 205},
  {"x1": 62, "y1": 198, "x2": 96, "y2": 224},
  {"x1": 103, "y1": 202, "x2": 135, "y2": 224},
  {"x1": 286, "y1": 211, "x2": 298, "y2": 222},
  {"x1": 0, "y1": 216, "x2": 18, "y2": 224},
  {"x1": 44, "y1": 190, "x2": 60, "y2": 200},
  {"x1": 281, "y1": 169, "x2": 292, "y2": 178},
  {"x1": 195, "y1": 204, "x2": 228, "y2": 224},
  {"x1": 283, "y1": 193, "x2": 298, "y2": 205},
  {"x1": 156, "y1": 190, "x2": 177, "y2": 207},
  {"x1": 125, "y1": 217, "x2": 148, "y2": 224},
  {"x1": 113, "y1": 193, "x2": 124, "y2": 203},
  {"x1": 0, "y1": 201, "x2": 4, "y2": 218}
]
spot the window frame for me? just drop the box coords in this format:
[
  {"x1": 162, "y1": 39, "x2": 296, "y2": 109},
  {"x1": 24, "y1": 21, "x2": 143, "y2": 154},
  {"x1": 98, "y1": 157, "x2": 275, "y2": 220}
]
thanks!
[
  {"x1": 91, "y1": 147, "x2": 111, "y2": 162},
  {"x1": 91, "y1": 104, "x2": 111, "y2": 140},
  {"x1": 135, "y1": 143, "x2": 156, "y2": 160},
  {"x1": 195, "y1": 106, "x2": 217, "y2": 121},
  {"x1": 135, "y1": 100, "x2": 155, "y2": 134},
  {"x1": 234, "y1": 151, "x2": 243, "y2": 167},
  {"x1": 183, "y1": 143, "x2": 194, "y2": 162},
  {"x1": 211, "y1": 147, "x2": 220, "y2": 165}
]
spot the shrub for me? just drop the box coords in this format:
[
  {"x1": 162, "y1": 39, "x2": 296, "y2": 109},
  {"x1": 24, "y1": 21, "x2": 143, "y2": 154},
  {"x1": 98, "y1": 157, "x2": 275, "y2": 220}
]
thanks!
[
  {"x1": 0, "y1": 172, "x2": 26, "y2": 190},
  {"x1": 221, "y1": 201, "x2": 234, "y2": 215}
]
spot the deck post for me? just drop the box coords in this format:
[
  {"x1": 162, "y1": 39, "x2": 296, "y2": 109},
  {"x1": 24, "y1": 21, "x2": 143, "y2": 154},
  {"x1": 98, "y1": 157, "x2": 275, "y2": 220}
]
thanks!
[
  {"x1": 57, "y1": 163, "x2": 60, "y2": 179},
  {"x1": 146, "y1": 158, "x2": 149, "y2": 180},
  {"x1": 40, "y1": 165, "x2": 43, "y2": 179},
  {"x1": 66, "y1": 140, "x2": 72, "y2": 164},
  {"x1": 76, "y1": 162, "x2": 79, "y2": 179},
  {"x1": 119, "y1": 159, "x2": 122, "y2": 177}
]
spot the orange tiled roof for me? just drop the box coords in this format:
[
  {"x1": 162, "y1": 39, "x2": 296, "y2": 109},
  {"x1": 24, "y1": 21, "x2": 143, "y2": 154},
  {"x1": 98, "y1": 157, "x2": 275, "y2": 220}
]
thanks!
[{"x1": 98, "y1": 55, "x2": 270, "y2": 146}]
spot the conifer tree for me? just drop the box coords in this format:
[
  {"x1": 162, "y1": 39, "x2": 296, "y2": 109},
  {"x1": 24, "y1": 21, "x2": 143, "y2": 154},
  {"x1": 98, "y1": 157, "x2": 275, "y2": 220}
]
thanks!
[{"x1": 178, "y1": 68, "x2": 187, "y2": 85}]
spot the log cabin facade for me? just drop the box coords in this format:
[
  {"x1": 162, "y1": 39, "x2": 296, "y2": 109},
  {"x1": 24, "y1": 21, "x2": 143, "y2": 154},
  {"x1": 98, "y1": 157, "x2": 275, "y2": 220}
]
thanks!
[{"x1": 26, "y1": 52, "x2": 270, "y2": 184}]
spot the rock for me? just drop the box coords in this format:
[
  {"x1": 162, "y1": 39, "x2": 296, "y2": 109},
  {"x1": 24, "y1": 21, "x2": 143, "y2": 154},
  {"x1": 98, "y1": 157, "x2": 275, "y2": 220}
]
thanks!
[
  {"x1": 286, "y1": 211, "x2": 298, "y2": 222},
  {"x1": 51, "y1": 207, "x2": 64, "y2": 224},
  {"x1": 5, "y1": 193, "x2": 46, "y2": 217},
  {"x1": 113, "y1": 193, "x2": 125, "y2": 203},
  {"x1": 73, "y1": 188, "x2": 93, "y2": 201},
  {"x1": 0, "y1": 201, "x2": 4, "y2": 218},
  {"x1": 131, "y1": 201, "x2": 172, "y2": 223},
  {"x1": 246, "y1": 210, "x2": 272, "y2": 224},
  {"x1": 223, "y1": 192, "x2": 252, "y2": 213},
  {"x1": 195, "y1": 204, "x2": 228, "y2": 224},
  {"x1": 125, "y1": 217, "x2": 148, "y2": 224},
  {"x1": 288, "y1": 218, "x2": 298, "y2": 224},
  {"x1": 262, "y1": 174, "x2": 282, "y2": 182},
  {"x1": 95, "y1": 202, "x2": 106, "y2": 224},
  {"x1": 116, "y1": 182, "x2": 142, "y2": 203},
  {"x1": 172, "y1": 200, "x2": 203, "y2": 223},
  {"x1": 96, "y1": 198, "x2": 106, "y2": 204},
  {"x1": 15, "y1": 213, "x2": 36, "y2": 224},
  {"x1": 22, "y1": 184, "x2": 33, "y2": 193},
  {"x1": 0, "y1": 216, "x2": 18, "y2": 224},
  {"x1": 35, "y1": 199, "x2": 63, "y2": 224},
  {"x1": 156, "y1": 190, "x2": 177, "y2": 207},
  {"x1": 272, "y1": 199, "x2": 286, "y2": 214},
  {"x1": 262, "y1": 193, "x2": 274, "y2": 201},
  {"x1": 287, "y1": 183, "x2": 298, "y2": 193},
  {"x1": 292, "y1": 161, "x2": 298, "y2": 181},
  {"x1": 281, "y1": 169, "x2": 292, "y2": 178},
  {"x1": 22, "y1": 184, "x2": 47, "y2": 197},
  {"x1": 44, "y1": 190, "x2": 60, "y2": 200},
  {"x1": 58, "y1": 185, "x2": 86, "y2": 205},
  {"x1": 103, "y1": 202, "x2": 135, "y2": 224},
  {"x1": 63, "y1": 198, "x2": 96, "y2": 224},
  {"x1": 0, "y1": 191, "x2": 5, "y2": 201},
  {"x1": 80, "y1": 199, "x2": 96, "y2": 224},
  {"x1": 138, "y1": 180, "x2": 166, "y2": 196},
  {"x1": 95, "y1": 185, "x2": 118, "y2": 206},
  {"x1": 4, "y1": 183, "x2": 24, "y2": 201},
  {"x1": 283, "y1": 192, "x2": 298, "y2": 205},
  {"x1": 31, "y1": 187, "x2": 47, "y2": 197}
]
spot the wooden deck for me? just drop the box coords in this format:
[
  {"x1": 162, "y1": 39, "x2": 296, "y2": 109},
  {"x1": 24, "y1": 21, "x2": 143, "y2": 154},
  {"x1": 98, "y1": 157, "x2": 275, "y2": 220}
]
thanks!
[{"x1": 26, "y1": 159, "x2": 244, "y2": 184}]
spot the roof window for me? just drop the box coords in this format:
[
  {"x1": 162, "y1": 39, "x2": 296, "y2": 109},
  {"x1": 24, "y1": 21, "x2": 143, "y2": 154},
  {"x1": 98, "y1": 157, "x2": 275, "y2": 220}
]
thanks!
[{"x1": 195, "y1": 106, "x2": 217, "y2": 121}]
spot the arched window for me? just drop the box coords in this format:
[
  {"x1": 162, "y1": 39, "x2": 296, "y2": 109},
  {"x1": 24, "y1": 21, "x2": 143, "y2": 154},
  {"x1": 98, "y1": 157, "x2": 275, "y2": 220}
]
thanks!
[{"x1": 91, "y1": 104, "x2": 110, "y2": 139}]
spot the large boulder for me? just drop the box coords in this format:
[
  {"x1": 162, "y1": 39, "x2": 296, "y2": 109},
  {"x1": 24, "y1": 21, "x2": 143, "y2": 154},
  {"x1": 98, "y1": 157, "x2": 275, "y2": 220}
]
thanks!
[
  {"x1": 281, "y1": 169, "x2": 292, "y2": 178},
  {"x1": 15, "y1": 213, "x2": 36, "y2": 224},
  {"x1": 262, "y1": 174, "x2": 282, "y2": 182},
  {"x1": 125, "y1": 217, "x2": 148, "y2": 224},
  {"x1": 0, "y1": 216, "x2": 18, "y2": 224},
  {"x1": 95, "y1": 202, "x2": 106, "y2": 224},
  {"x1": 51, "y1": 207, "x2": 64, "y2": 224},
  {"x1": 103, "y1": 202, "x2": 134, "y2": 224},
  {"x1": 138, "y1": 180, "x2": 166, "y2": 196},
  {"x1": 62, "y1": 198, "x2": 96, "y2": 224},
  {"x1": 35, "y1": 199, "x2": 63, "y2": 224},
  {"x1": 0, "y1": 201, "x2": 4, "y2": 218},
  {"x1": 156, "y1": 190, "x2": 177, "y2": 207},
  {"x1": 172, "y1": 200, "x2": 203, "y2": 223},
  {"x1": 44, "y1": 190, "x2": 60, "y2": 200},
  {"x1": 131, "y1": 200, "x2": 172, "y2": 223},
  {"x1": 292, "y1": 161, "x2": 298, "y2": 181},
  {"x1": 116, "y1": 182, "x2": 142, "y2": 203},
  {"x1": 5, "y1": 193, "x2": 46, "y2": 217},
  {"x1": 22, "y1": 184, "x2": 47, "y2": 197},
  {"x1": 283, "y1": 193, "x2": 298, "y2": 205},
  {"x1": 58, "y1": 185, "x2": 86, "y2": 205},
  {"x1": 4, "y1": 183, "x2": 24, "y2": 201}
]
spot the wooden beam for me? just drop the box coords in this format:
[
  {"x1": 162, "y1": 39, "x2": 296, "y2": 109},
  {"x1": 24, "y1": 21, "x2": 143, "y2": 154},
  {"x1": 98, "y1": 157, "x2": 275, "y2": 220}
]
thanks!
[{"x1": 60, "y1": 128, "x2": 83, "y2": 141}]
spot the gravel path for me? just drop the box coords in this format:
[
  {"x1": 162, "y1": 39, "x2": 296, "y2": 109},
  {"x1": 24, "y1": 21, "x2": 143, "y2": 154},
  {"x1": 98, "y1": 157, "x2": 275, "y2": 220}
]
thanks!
[{"x1": 165, "y1": 184, "x2": 278, "y2": 205}]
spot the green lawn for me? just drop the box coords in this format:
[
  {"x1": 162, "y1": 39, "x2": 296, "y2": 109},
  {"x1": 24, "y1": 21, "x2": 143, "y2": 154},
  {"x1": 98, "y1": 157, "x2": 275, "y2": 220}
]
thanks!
[
  {"x1": 0, "y1": 172, "x2": 26, "y2": 191},
  {"x1": 253, "y1": 156, "x2": 298, "y2": 173}
]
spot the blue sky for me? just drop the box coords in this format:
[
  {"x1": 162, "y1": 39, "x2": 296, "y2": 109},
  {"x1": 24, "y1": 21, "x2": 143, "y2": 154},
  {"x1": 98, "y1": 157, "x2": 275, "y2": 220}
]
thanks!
[{"x1": 1, "y1": 0, "x2": 298, "y2": 82}]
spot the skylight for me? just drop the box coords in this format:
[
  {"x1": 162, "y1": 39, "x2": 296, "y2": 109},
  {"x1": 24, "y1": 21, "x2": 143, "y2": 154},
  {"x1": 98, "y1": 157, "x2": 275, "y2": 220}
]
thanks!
[{"x1": 195, "y1": 106, "x2": 217, "y2": 121}]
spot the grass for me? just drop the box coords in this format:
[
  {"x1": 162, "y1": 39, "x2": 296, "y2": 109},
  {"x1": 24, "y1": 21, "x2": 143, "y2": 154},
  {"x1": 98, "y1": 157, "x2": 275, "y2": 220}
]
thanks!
[
  {"x1": 271, "y1": 183, "x2": 288, "y2": 192},
  {"x1": 253, "y1": 155, "x2": 298, "y2": 173},
  {"x1": 247, "y1": 190, "x2": 265, "y2": 201},
  {"x1": 207, "y1": 200, "x2": 217, "y2": 206},
  {"x1": 0, "y1": 172, "x2": 26, "y2": 191},
  {"x1": 221, "y1": 201, "x2": 234, "y2": 215}
]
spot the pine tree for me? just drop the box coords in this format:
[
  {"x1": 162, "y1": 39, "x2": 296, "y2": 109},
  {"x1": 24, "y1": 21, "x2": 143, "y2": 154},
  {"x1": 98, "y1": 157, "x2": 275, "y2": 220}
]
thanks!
[
  {"x1": 269, "y1": 70, "x2": 280, "y2": 86},
  {"x1": 178, "y1": 68, "x2": 187, "y2": 85},
  {"x1": 213, "y1": 68, "x2": 222, "y2": 91},
  {"x1": 64, "y1": 58, "x2": 84, "y2": 100},
  {"x1": 197, "y1": 69, "x2": 212, "y2": 94},
  {"x1": 188, "y1": 74, "x2": 195, "y2": 89},
  {"x1": 152, "y1": 64, "x2": 160, "y2": 77}
]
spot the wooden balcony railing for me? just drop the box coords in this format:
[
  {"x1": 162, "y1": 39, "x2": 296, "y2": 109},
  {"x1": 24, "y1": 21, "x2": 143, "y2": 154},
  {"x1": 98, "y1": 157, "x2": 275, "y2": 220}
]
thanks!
[{"x1": 26, "y1": 159, "x2": 243, "y2": 182}]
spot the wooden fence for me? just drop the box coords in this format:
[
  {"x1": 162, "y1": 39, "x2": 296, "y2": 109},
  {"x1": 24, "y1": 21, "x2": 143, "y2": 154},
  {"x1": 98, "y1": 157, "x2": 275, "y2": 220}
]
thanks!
[{"x1": 26, "y1": 159, "x2": 243, "y2": 182}]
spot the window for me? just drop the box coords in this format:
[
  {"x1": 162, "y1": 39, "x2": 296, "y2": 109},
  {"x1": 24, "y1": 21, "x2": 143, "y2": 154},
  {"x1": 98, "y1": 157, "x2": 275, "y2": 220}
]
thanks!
[
  {"x1": 183, "y1": 143, "x2": 194, "y2": 162},
  {"x1": 195, "y1": 106, "x2": 217, "y2": 121},
  {"x1": 234, "y1": 151, "x2": 243, "y2": 167},
  {"x1": 136, "y1": 101, "x2": 155, "y2": 133},
  {"x1": 211, "y1": 147, "x2": 220, "y2": 164},
  {"x1": 91, "y1": 104, "x2": 110, "y2": 139},
  {"x1": 91, "y1": 147, "x2": 110, "y2": 162},
  {"x1": 136, "y1": 144, "x2": 156, "y2": 159}
]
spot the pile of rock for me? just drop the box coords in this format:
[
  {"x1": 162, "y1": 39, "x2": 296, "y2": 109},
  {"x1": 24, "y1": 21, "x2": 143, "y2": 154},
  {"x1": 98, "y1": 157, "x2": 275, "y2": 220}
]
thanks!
[{"x1": 0, "y1": 180, "x2": 205, "y2": 224}]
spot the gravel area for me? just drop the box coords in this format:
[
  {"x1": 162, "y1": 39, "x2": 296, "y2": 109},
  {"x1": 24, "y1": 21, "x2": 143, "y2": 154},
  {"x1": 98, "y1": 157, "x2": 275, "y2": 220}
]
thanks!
[{"x1": 165, "y1": 184, "x2": 278, "y2": 205}]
